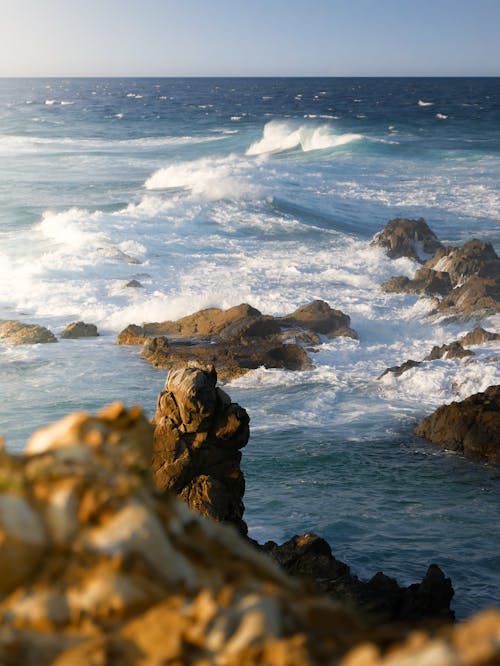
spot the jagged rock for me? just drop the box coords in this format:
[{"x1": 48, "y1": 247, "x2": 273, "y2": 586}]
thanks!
[
  {"x1": 152, "y1": 363, "x2": 250, "y2": 534},
  {"x1": 125, "y1": 279, "x2": 143, "y2": 288},
  {"x1": 60, "y1": 321, "x2": 99, "y2": 339},
  {"x1": 432, "y1": 275, "x2": 500, "y2": 320},
  {"x1": 381, "y1": 267, "x2": 452, "y2": 296},
  {"x1": 377, "y1": 359, "x2": 422, "y2": 380},
  {"x1": 263, "y1": 534, "x2": 454, "y2": 626},
  {"x1": 371, "y1": 218, "x2": 442, "y2": 262},
  {"x1": 0, "y1": 320, "x2": 57, "y2": 344},
  {"x1": 424, "y1": 341, "x2": 474, "y2": 361},
  {"x1": 415, "y1": 385, "x2": 500, "y2": 463},
  {"x1": 425, "y1": 239, "x2": 500, "y2": 287},
  {"x1": 118, "y1": 301, "x2": 356, "y2": 381},
  {"x1": 460, "y1": 327, "x2": 500, "y2": 346}
]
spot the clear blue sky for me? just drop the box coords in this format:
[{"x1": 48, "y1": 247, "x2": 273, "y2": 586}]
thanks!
[{"x1": 1, "y1": 0, "x2": 499, "y2": 77}]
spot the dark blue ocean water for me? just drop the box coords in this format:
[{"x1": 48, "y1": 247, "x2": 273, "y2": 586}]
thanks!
[{"x1": 0, "y1": 77, "x2": 499, "y2": 617}]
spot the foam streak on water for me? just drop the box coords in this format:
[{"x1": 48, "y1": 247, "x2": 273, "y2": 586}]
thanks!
[{"x1": 0, "y1": 77, "x2": 499, "y2": 618}]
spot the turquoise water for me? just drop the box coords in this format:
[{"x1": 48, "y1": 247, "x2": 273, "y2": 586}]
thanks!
[{"x1": 0, "y1": 78, "x2": 499, "y2": 617}]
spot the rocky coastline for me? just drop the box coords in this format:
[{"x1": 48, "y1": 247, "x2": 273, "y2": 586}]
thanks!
[
  {"x1": 0, "y1": 216, "x2": 499, "y2": 662},
  {"x1": 0, "y1": 375, "x2": 498, "y2": 665}
]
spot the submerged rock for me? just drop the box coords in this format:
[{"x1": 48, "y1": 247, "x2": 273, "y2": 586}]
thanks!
[
  {"x1": 371, "y1": 217, "x2": 442, "y2": 261},
  {"x1": 60, "y1": 321, "x2": 99, "y2": 339},
  {"x1": 118, "y1": 300, "x2": 356, "y2": 381},
  {"x1": 377, "y1": 359, "x2": 422, "y2": 380},
  {"x1": 423, "y1": 341, "x2": 474, "y2": 361},
  {"x1": 152, "y1": 363, "x2": 249, "y2": 534},
  {"x1": 415, "y1": 385, "x2": 500, "y2": 463},
  {"x1": 0, "y1": 320, "x2": 57, "y2": 344}
]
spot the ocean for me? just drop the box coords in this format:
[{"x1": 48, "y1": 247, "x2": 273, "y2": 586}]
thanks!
[{"x1": 0, "y1": 77, "x2": 499, "y2": 618}]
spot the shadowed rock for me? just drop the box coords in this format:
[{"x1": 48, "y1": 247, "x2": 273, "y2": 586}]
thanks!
[
  {"x1": 60, "y1": 321, "x2": 99, "y2": 339},
  {"x1": 425, "y1": 239, "x2": 500, "y2": 287},
  {"x1": 377, "y1": 359, "x2": 422, "y2": 380},
  {"x1": 152, "y1": 363, "x2": 250, "y2": 534},
  {"x1": 0, "y1": 320, "x2": 57, "y2": 344},
  {"x1": 415, "y1": 385, "x2": 500, "y2": 463},
  {"x1": 371, "y1": 218, "x2": 442, "y2": 262},
  {"x1": 432, "y1": 275, "x2": 500, "y2": 321},
  {"x1": 263, "y1": 534, "x2": 454, "y2": 626}
]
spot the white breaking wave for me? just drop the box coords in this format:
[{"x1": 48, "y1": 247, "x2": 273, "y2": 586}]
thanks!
[
  {"x1": 144, "y1": 155, "x2": 261, "y2": 200},
  {"x1": 246, "y1": 121, "x2": 363, "y2": 156},
  {"x1": 436, "y1": 113, "x2": 448, "y2": 120},
  {"x1": 418, "y1": 100, "x2": 434, "y2": 107}
]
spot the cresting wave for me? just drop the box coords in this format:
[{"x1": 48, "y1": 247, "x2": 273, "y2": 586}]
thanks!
[{"x1": 246, "y1": 120, "x2": 363, "y2": 155}]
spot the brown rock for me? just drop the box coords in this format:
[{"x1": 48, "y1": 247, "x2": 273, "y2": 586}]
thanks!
[
  {"x1": 459, "y1": 327, "x2": 500, "y2": 346},
  {"x1": 0, "y1": 320, "x2": 57, "y2": 344},
  {"x1": 60, "y1": 321, "x2": 99, "y2": 339},
  {"x1": 118, "y1": 301, "x2": 356, "y2": 381},
  {"x1": 432, "y1": 275, "x2": 500, "y2": 320},
  {"x1": 381, "y1": 267, "x2": 452, "y2": 297},
  {"x1": 152, "y1": 363, "x2": 250, "y2": 534},
  {"x1": 415, "y1": 385, "x2": 500, "y2": 463},
  {"x1": 377, "y1": 359, "x2": 422, "y2": 380},
  {"x1": 423, "y1": 342, "x2": 474, "y2": 361},
  {"x1": 371, "y1": 218, "x2": 442, "y2": 262},
  {"x1": 280, "y1": 299, "x2": 359, "y2": 339},
  {"x1": 425, "y1": 239, "x2": 500, "y2": 287}
]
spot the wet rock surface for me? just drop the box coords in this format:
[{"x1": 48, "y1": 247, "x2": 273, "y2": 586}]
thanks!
[
  {"x1": 152, "y1": 363, "x2": 249, "y2": 534},
  {"x1": 371, "y1": 217, "x2": 443, "y2": 261},
  {"x1": 118, "y1": 300, "x2": 357, "y2": 381},
  {"x1": 459, "y1": 326, "x2": 500, "y2": 346},
  {"x1": 0, "y1": 319, "x2": 57, "y2": 344},
  {"x1": 375, "y1": 221, "x2": 500, "y2": 320},
  {"x1": 415, "y1": 385, "x2": 500, "y2": 463}
]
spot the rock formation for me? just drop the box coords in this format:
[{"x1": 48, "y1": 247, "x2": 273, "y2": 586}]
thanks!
[
  {"x1": 0, "y1": 319, "x2": 57, "y2": 344},
  {"x1": 152, "y1": 363, "x2": 249, "y2": 534},
  {"x1": 264, "y1": 534, "x2": 454, "y2": 626},
  {"x1": 459, "y1": 326, "x2": 500, "y2": 346},
  {"x1": 118, "y1": 300, "x2": 357, "y2": 381},
  {"x1": 375, "y1": 220, "x2": 500, "y2": 320},
  {"x1": 61, "y1": 321, "x2": 99, "y2": 338},
  {"x1": 371, "y1": 217, "x2": 443, "y2": 261},
  {"x1": 415, "y1": 385, "x2": 500, "y2": 463}
]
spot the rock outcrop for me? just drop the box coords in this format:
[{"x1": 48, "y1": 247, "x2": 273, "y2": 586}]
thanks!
[
  {"x1": 371, "y1": 218, "x2": 443, "y2": 261},
  {"x1": 264, "y1": 533, "x2": 454, "y2": 626},
  {"x1": 374, "y1": 220, "x2": 500, "y2": 320},
  {"x1": 459, "y1": 327, "x2": 500, "y2": 346},
  {"x1": 118, "y1": 300, "x2": 357, "y2": 381},
  {"x1": 60, "y1": 321, "x2": 99, "y2": 338},
  {"x1": 0, "y1": 319, "x2": 57, "y2": 344},
  {"x1": 424, "y1": 341, "x2": 474, "y2": 361},
  {"x1": 415, "y1": 385, "x2": 500, "y2": 463},
  {"x1": 152, "y1": 363, "x2": 249, "y2": 534}
]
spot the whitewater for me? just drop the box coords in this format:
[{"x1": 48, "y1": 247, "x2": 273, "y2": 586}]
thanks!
[{"x1": 0, "y1": 77, "x2": 499, "y2": 617}]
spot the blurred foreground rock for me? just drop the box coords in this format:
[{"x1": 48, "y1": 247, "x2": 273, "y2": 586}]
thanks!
[
  {"x1": 0, "y1": 319, "x2": 57, "y2": 344},
  {"x1": 0, "y1": 402, "x2": 498, "y2": 664},
  {"x1": 117, "y1": 300, "x2": 357, "y2": 381}
]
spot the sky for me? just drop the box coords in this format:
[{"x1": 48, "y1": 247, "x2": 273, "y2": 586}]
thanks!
[{"x1": 0, "y1": 0, "x2": 499, "y2": 77}]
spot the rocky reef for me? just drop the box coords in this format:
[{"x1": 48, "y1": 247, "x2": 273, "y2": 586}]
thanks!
[
  {"x1": 0, "y1": 398, "x2": 497, "y2": 664},
  {"x1": 415, "y1": 385, "x2": 500, "y2": 464},
  {"x1": 117, "y1": 299, "x2": 358, "y2": 381},
  {"x1": 374, "y1": 220, "x2": 500, "y2": 321},
  {"x1": 0, "y1": 320, "x2": 57, "y2": 344},
  {"x1": 60, "y1": 321, "x2": 99, "y2": 339}
]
